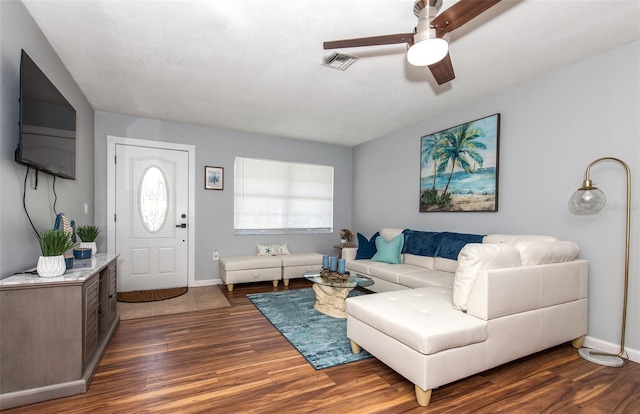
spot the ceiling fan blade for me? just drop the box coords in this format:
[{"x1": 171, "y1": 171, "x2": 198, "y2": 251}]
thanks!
[
  {"x1": 428, "y1": 53, "x2": 455, "y2": 85},
  {"x1": 323, "y1": 33, "x2": 414, "y2": 50},
  {"x1": 431, "y1": 0, "x2": 501, "y2": 36}
]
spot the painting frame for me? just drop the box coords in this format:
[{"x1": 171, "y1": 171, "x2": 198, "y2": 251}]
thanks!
[
  {"x1": 204, "y1": 166, "x2": 224, "y2": 190},
  {"x1": 419, "y1": 113, "x2": 500, "y2": 212}
]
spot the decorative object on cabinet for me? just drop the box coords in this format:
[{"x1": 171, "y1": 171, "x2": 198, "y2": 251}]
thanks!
[
  {"x1": 54, "y1": 213, "x2": 76, "y2": 243},
  {"x1": 37, "y1": 229, "x2": 75, "y2": 277},
  {"x1": 76, "y1": 225, "x2": 100, "y2": 255},
  {"x1": 64, "y1": 255, "x2": 74, "y2": 269},
  {"x1": 204, "y1": 166, "x2": 224, "y2": 190},
  {"x1": 419, "y1": 113, "x2": 500, "y2": 212},
  {"x1": 73, "y1": 247, "x2": 92, "y2": 259},
  {"x1": 569, "y1": 157, "x2": 631, "y2": 367}
]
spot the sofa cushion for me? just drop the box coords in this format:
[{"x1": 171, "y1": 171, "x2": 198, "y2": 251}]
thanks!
[
  {"x1": 398, "y1": 269, "x2": 455, "y2": 288},
  {"x1": 368, "y1": 263, "x2": 426, "y2": 284},
  {"x1": 434, "y1": 257, "x2": 458, "y2": 273},
  {"x1": 453, "y1": 243, "x2": 521, "y2": 311},
  {"x1": 372, "y1": 233, "x2": 404, "y2": 264},
  {"x1": 514, "y1": 241, "x2": 579, "y2": 266},
  {"x1": 346, "y1": 287, "x2": 488, "y2": 355},
  {"x1": 403, "y1": 253, "x2": 434, "y2": 270},
  {"x1": 483, "y1": 234, "x2": 559, "y2": 244},
  {"x1": 256, "y1": 243, "x2": 290, "y2": 256},
  {"x1": 346, "y1": 258, "x2": 388, "y2": 275},
  {"x1": 355, "y1": 232, "x2": 379, "y2": 260},
  {"x1": 380, "y1": 228, "x2": 405, "y2": 242}
]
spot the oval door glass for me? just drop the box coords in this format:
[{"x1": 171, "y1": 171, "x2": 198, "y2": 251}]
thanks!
[{"x1": 138, "y1": 166, "x2": 169, "y2": 233}]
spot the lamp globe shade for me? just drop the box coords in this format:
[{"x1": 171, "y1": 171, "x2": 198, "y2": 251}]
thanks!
[
  {"x1": 568, "y1": 187, "x2": 606, "y2": 215},
  {"x1": 407, "y1": 38, "x2": 448, "y2": 66}
]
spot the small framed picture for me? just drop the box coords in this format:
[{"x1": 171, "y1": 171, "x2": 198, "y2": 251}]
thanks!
[{"x1": 204, "y1": 166, "x2": 224, "y2": 190}]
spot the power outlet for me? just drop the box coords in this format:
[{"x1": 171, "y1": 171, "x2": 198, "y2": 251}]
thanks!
[{"x1": 212, "y1": 250, "x2": 219, "y2": 261}]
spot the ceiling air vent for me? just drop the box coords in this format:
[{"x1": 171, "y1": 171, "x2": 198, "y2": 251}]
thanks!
[{"x1": 322, "y1": 52, "x2": 358, "y2": 71}]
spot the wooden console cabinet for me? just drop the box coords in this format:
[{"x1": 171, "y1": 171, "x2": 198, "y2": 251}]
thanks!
[{"x1": 0, "y1": 254, "x2": 119, "y2": 410}]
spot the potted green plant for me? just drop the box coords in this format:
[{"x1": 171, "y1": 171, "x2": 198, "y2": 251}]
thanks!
[
  {"x1": 76, "y1": 225, "x2": 100, "y2": 256},
  {"x1": 37, "y1": 229, "x2": 75, "y2": 277}
]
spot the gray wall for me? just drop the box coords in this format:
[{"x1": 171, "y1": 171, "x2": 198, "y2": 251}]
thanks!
[
  {"x1": 2, "y1": 0, "x2": 637, "y2": 357},
  {"x1": 94, "y1": 113, "x2": 353, "y2": 282},
  {"x1": 0, "y1": 0, "x2": 95, "y2": 278},
  {"x1": 352, "y1": 41, "x2": 640, "y2": 355}
]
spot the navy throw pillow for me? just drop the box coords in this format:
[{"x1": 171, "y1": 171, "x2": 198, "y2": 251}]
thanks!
[{"x1": 355, "y1": 232, "x2": 380, "y2": 260}]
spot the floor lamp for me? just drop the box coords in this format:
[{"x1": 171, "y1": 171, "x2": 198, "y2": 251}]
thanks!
[{"x1": 568, "y1": 157, "x2": 630, "y2": 367}]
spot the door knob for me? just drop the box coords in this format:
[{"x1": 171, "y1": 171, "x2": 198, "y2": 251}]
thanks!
[{"x1": 176, "y1": 223, "x2": 187, "y2": 228}]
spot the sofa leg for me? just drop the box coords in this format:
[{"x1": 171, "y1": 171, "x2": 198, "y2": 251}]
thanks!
[
  {"x1": 272, "y1": 280, "x2": 279, "y2": 287},
  {"x1": 571, "y1": 335, "x2": 586, "y2": 349},
  {"x1": 415, "y1": 385, "x2": 432, "y2": 407},
  {"x1": 350, "y1": 340, "x2": 362, "y2": 355},
  {"x1": 283, "y1": 278, "x2": 290, "y2": 286}
]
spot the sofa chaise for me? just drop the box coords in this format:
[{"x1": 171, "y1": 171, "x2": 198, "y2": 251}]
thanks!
[{"x1": 342, "y1": 228, "x2": 588, "y2": 406}]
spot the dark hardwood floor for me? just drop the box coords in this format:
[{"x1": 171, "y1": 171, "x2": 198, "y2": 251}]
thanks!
[{"x1": 5, "y1": 279, "x2": 639, "y2": 413}]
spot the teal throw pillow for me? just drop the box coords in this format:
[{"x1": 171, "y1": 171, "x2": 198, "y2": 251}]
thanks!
[{"x1": 371, "y1": 234, "x2": 404, "y2": 264}]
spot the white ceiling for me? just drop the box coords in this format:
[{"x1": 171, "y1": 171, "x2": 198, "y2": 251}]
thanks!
[{"x1": 22, "y1": 0, "x2": 640, "y2": 147}]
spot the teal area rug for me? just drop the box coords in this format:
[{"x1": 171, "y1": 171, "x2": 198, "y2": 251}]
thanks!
[{"x1": 247, "y1": 288, "x2": 372, "y2": 369}]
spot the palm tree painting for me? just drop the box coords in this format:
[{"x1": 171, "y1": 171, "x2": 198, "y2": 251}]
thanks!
[{"x1": 420, "y1": 114, "x2": 500, "y2": 212}]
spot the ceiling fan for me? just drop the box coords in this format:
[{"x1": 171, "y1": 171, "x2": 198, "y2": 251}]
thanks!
[{"x1": 323, "y1": 0, "x2": 501, "y2": 85}]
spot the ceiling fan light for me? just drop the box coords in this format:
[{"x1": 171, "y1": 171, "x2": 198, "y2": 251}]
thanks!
[{"x1": 407, "y1": 37, "x2": 449, "y2": 66}]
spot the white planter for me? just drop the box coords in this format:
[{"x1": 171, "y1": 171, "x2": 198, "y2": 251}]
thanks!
[
  {"x1": 79, "y1": 241, "x2": 97, "y2": 255},
  {"x1": 37, "y1": 255, "x2": 66, "y2": 277}
]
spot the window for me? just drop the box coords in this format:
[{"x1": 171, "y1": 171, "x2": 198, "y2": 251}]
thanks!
[
  {"x1": 138, "y1": 165, "x2": 168, "y2": 233},
  {"x1": 234, "y1": 157, "x2": 334, "y2": 234}
]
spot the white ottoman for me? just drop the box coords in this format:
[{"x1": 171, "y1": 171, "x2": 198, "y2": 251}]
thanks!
[
  {"x1": 219, "y1": 255, "x2": 282, "y2": 292},
  {"x1": 280, "y1": 253, "x2": 324, "y2": 285}
]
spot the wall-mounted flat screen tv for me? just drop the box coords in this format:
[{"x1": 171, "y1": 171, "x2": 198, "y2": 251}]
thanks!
[{"x1": 15, "y1": 49, "x2": 76, "y2": 180}]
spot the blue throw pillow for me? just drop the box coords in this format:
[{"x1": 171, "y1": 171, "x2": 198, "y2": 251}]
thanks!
[
  {"x1": 355, "y1": 232, "x2": 379, "y2": 259},
  {"x1": 435, "y1": 232, "x2": 485, "y2": 260},
  {"x1": 371, "y1": 234, "x2": 404, "y2": 264},
  {"x1": 403, "y1": 229, "x2": 440, "y2": 256}
]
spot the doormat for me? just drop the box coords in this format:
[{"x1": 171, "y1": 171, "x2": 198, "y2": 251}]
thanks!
[
  {"x1": 117, "y1": 287, "x2": 188, "y2": 303},
  {"x1": 247, "y1": 288, "x2": 372, "y2": 369}
]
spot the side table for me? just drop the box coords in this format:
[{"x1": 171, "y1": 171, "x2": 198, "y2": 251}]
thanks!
[{"x1": 333, "y1": 244, "x2": 356, "y2": 258}]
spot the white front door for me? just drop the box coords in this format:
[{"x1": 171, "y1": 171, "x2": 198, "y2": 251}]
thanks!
[{"x1": 115, "y1": 144, "x2": 189, "y2": 292}]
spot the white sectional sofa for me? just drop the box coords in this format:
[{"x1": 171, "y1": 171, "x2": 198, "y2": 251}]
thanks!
[{"x1": 343, "y1": 228, "x2": 588, "y2": 407}]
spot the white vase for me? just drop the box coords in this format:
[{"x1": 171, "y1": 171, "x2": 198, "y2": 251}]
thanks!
[
  {"x1": 37, "y1": 255, "x2": 66, "y2": 277},
  {"x1": 80, "y1": 241, "x2": 97, "y2": 255}
]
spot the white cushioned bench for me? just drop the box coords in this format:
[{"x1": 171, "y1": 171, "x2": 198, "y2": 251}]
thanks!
[
  {"x1": 219, "y1": 256, "x2": 282, "y2": 292},
  {"x1": 280, "y1": 253, "x2": 324, "y2": 282},
  {"x1": 219, "y1": 253, "x2": 323, "y2": 291}
]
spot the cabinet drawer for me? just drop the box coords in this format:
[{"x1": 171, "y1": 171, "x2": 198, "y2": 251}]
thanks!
[{"x1": 84, "y1": 277, "x2": 100, "y2": 366}]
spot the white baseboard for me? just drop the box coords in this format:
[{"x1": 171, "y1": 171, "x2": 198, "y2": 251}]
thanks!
[
  {"x1": 189, "y1": 278, "x2": 223, "y2": 287},
  {"x1": 583, "y1": 336, "x2": 640, "y2": 364}
]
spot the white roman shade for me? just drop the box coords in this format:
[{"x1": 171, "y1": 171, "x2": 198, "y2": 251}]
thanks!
[{"x1": 234, "y1": 157, "x2": 334, "y2": 234}]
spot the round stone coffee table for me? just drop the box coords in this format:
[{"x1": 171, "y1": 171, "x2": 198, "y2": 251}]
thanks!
[{"x1": 304, "y1": 271, "x2": 374, "y2": 318}]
